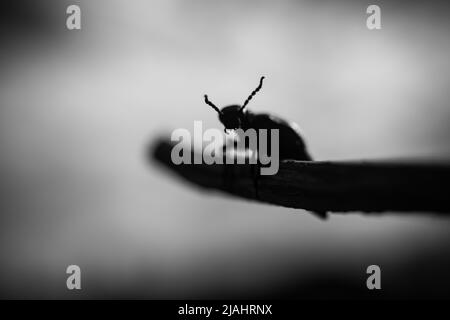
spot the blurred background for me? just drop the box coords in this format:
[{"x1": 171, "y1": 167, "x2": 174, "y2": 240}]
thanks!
[{"x1": 0, "y1": 0, "x2": 450, "y2": 299}]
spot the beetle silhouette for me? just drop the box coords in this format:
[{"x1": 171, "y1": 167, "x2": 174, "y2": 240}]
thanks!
[{"x1": 204, "y1": 76, "x2": 327, "y2": 219}]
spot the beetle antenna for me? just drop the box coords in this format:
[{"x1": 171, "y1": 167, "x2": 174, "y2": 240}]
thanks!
[
  {"x1": 204, "y1": 94, "x2": 222, "y2": 114},
  {"x1": 240, "y1": 76, "x2": 265, "y2": 112}
]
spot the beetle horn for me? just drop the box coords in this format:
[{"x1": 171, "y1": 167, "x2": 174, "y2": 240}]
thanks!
[
  {"x1": 240, "y1": 76, "x2": 265, "y2": 112},
  {"x1": 204, "y1": 95, "x2": 222, "y2": 114}
]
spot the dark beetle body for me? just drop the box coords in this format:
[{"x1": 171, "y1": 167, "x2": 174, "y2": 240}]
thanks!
[
  {"x1": 204, "y1": 76, "x2": 326, "y2": 219},
  {"x1": 219, "y1": 104, "x2": 313, "y2": 161}
]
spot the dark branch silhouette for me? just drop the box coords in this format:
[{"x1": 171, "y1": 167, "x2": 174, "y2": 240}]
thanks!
[{"x1": 151, "y1": 138, "x2": 450, "y2": 216}]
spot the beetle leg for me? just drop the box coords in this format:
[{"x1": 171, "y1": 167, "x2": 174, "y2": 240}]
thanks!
[
  {"x1": 222, "y1": 143, "x2": 235, "y2": 191},
  {"x1": 251, "y1": 162, "x2": 260, "y2": 199},
  {"x1": 249, "y1": 147, "x2": 260, "y2": 199},
  {"x1": 222, "y1": 144, "x2": 229, "y2": 190}
]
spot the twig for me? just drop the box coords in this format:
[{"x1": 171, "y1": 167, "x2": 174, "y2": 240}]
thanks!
[{"x1": 151, "y1": 138, "x2": 450, "y2": 215}]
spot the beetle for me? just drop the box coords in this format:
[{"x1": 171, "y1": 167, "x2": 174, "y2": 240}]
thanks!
[
  {"x1": 204, "y1": 76, "x2": 327, "y2": 219},
  {"x1": 204, "y1": 76, "x2": 313, "y2": 161}
]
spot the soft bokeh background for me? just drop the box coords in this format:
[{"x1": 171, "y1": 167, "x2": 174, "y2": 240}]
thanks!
[{"x1": 0, "y1": 0, "x2": 449, "y2": 298}]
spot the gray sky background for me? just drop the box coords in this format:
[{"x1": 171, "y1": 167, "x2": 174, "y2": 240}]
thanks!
[{"x1": 0, "y1": 0, "x2": 449, "y2": 298}]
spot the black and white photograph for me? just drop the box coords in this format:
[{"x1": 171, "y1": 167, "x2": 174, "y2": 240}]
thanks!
[{"x1": 1, "y1": 0, "x2": 450, "y2": 310}]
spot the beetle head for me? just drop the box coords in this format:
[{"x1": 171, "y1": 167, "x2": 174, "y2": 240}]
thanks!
[
  {"x1": 218, "y1": 105, "x2": 242, "y2": 130},
  {"x1": 204, "y1": 76, "x2": 265, "y2": 133}
]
